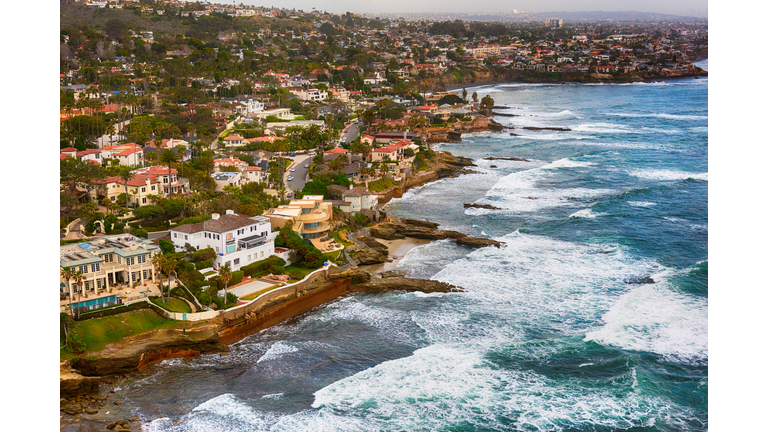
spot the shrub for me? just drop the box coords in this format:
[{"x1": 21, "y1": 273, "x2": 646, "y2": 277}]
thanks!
[
  {"x1": 68, "y1": 334, "x2": 86, "y2": 354},
  {"x1": 132, "y1": 228, "x2": 149, "y2": 238},
  {"x1": 159, "y1": 238, "x2": 175, "y2": 254},
  {"x1": 240, "y1": 256, "x2": 286, "y2": 277},
  {"x1": 194, "y1": 259, "x2": 213, "y2": 270}
]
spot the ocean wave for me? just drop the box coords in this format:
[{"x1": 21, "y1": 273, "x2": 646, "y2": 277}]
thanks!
[
  {"x1": 585, "y1": 283, "x2": 708, "y2": 365},
  {"x1": 627, "y1": 201, "x2": 657, "y2": 207},
  {"x1": 256, "y1": 341, "x2": 300, "y2": 364},
  {"x1": 287, "y1": 343, "x2": 700, "y2": 431},
  {"x1": 143, "y1": 393, "x2": 280, "y2": 432},
  {"x1": 629, "y1": 169, "x2": 708, "y2": 181},
  {"x1": 569, "y1": 209, "x2": 605, "y2": 218}
]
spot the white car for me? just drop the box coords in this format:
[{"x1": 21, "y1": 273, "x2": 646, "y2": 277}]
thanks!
[
  {"x1": 304, "y1": 163, "x2": 309, "y2": 168},
  {"x1": 287, "y1": 176, "x2": 294, "y2": 181},
  {"x1": 291, "y1": 167, "x2": 296, "y2": 172}
]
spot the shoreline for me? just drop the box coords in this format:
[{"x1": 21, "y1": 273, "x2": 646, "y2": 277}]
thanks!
[
  {"x1": 358, "y1": 237, "x2": 433, "y2": 274},
  {"x1": 445, "y1": 71, "x2": 707, "y2": 92}
]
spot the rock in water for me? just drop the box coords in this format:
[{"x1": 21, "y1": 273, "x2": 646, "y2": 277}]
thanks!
[
  {"x1": 464, "y1": 203, "x2": 501, "y2": 210},
  {"x1": 455, "y1": 237, "x2": 502, "y2": 248},
  {"x1": 358, "y1": 276, "x2": 462, "y2": 293}
]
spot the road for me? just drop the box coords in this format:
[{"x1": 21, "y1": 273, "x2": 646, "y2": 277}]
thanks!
[
  {"x1": 339, "y1": 121, "x2": 361, "y2": 146},
  {"x1": 284, "y1": 154, "x2": 312, "y2": 194}
]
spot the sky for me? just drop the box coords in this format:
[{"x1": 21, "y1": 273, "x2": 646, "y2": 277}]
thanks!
[{"x1": 240, "y1": 0, "x2": 708, "y2": 18}]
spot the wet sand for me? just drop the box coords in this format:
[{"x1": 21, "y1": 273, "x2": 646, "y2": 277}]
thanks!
[{"x1": 357, "y1": 237, "x2": 433, "y2": 274}]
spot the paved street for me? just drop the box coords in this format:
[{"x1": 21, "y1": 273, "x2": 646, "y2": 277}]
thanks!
[
  {"x1": 339, "y1": 121, "x2": 361, "y2": 146},
  {"x1": 285, "y1": 154, "x2": 312, "y2": 194}
]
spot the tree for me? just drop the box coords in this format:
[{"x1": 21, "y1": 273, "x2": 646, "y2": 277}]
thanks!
[
  {"x1": 479, "y1": 95, "x2": 495, "y2": 116},
  {"x1": 302, "y1": 181, "x2": 329, "y2": 197},
  {"x1": 72, "y1": 270, "x2": 85, "y2": 319},
  {"x1": 159, "y1": 238, "x2": 175, "y2": 255},
  {"x1": 462, "y1": 88, "x2": 468, "y2": 103},
  {"x1": 471, "y1": 91, "x2": 478, "y2": 103},
  {"x1": 219, "y1": 263, "x2": 233, "y2": 303},
  {"x1": 133, "y1": 205, "x2": 165, "y2": 220},
  {"x1": 61, "y1": 267, "x2": 76, "y2": 317},
  {"x1": 159, "y1": 149, "x2": 179, "y2": 197},
  {"x1": 117, "y1": 166, "x2": 136, "y2": 210}
]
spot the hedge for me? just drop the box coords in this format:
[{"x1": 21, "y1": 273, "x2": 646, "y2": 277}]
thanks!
[
  {"x1": 240, "y1": 256, "x2": 286, "y2": 277},
  {"x1": 209, "y1": 271, "x2": 244, "y2": 289},
  {"x1": 73, "y1": 301, "x2": 151, "y2": 321}
]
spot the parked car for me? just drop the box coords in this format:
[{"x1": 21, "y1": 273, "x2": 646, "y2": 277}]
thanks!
[
  {"x1": 291, "y1": 167, "x2": 296, "y2": 172},
  {"x1": 286, "y1": 191, "x2": 293, "y2": 198},
  {"x1": 287, "y1": 175, "x2": 294, "y2": 181},
  {"x1": 304, "y1": 163, "x2": 309, "y2": 168}
]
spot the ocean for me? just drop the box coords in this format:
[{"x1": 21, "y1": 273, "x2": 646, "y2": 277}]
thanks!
[{"x1": 92, "y1": 61, "x2": 708, "y2": 432}]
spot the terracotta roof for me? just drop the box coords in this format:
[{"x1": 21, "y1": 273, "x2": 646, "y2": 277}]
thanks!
[
  {"x1": 115, "y1": 148, "x2": 142, "y2": 156},
  {"x1": 343, "y1": 187, "x2": 375, "y2": 197},
  {"x1": 324, "y1": 148, "x2": 349, "y2": 154},
  {"x1": 244, "y1": 166, "x2": 262, "y2": 171},
  {"x1": 60, "y1": 147, "x2": 78, "y2": 152},
  {"x1": 76, "y1": 149, "x2": 101, "y2": 156},
  {"x1": 172, "y1": 214, "x2": 260, "y2": 234}
]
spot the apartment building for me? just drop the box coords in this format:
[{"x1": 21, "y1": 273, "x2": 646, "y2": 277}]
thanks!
[
  {"x1": 60, "y1": 234, "x2": 160, "y2": 311},
  {"x1": 170, "y1": 210, "x2": 277, "y2": 271}
]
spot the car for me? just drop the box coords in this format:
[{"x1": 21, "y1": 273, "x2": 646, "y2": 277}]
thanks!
[
  {"x1": 341, "y1": 137, "x2": 347, "y2": 142},
  {"x1": 344, "y1": 129, "x2": 348, "y2": 133},
  {"x1": 286, "y1": 191, "x2": 293, "y2": 198},
  {"x1": 291, "y1": 167, "x2": 296, "y2": 172},
  {"x1": 287, "y1": 176, "x2": 294, "y2": 181},
  {"x1": 304, "y1": 163, "x2": 309, "y2": 168},
  {"x1": 290, "y1": 153, "x2": 296, "y2": 157}
]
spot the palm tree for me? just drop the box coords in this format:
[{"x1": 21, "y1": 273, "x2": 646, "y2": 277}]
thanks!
[
  {"x1": 219, "y1": 263, "x2": 233, "y2": 304},
  {"x1": 159, "y1": 149, "x2": 179, "y2": 197},
  {"x1": 151, "y1": 254, "x2": 166, "y2": 303},
  {"x1": 72, "y1": 270, "x2": 85, "y2": 319},
  {"x1": 117, "y1": 166, "x2": 136, "y2": 210},
  {"x1": 61, "y1": 267, "x2": 76, "y2": 317},
  {"x1": 175, "y1": 144, "x2": 187, "y2": 185}
]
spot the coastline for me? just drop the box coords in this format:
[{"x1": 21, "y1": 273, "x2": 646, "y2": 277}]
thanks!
[{"x1": 358, "y1": 237, "x2": 433, "y2": 274}]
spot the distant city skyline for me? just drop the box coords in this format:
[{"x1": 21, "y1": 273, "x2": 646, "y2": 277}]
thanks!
[{"x1": 239, "y1": 1, "x2": 708, "y2": 19}]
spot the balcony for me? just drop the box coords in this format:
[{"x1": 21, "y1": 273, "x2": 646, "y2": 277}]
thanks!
[
  {"x1": 238, "y1": 234, "x2": 268, "y2": 249},
  {"x1": 301, "y1": 222, "x2": 331, "y2": 234},
  {"x1": 298, "y1": 210, "x2": 330, "y2": 223}
]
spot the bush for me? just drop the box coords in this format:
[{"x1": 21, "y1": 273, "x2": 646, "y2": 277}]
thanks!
[
  {"x1": 68, "y1": 333, "x2": 86, "y2": 354},
  {"x1": 194, "y1": 259, "x2": 213, "y2": 270},
  {"x1": 159, "y1": 238, "x2": 175, "y2": 254},
  {"x1": 287, "y1": 270, "x2": 304, "y2": 280},
  {"x1": 132, "y1": 228, "x2": 149, "y2": 238},
  {"x1": 240, "y1": 256, "x2": 287, "y2": 277},
  {"x1": 133, "y1": 205, "x2": 165, "y2": 220}
]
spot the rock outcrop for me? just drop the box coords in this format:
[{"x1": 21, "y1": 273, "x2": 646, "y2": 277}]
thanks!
[
  {"x1": 356, "y1": 275, "x2": 462, "y2": 294},
  {"x1": 522, "y1": 126, "x2": 572, "y2": 132},
  {"x1": 484, "y1": 157, "x2": 530, "y2": 162},
  {"x1": 370, "y1": 218, "x2": 502, "y2": 249},
  {"x1": 60, "y1": 365, "x2": 100, "y2": 397},
  {"x1": 464, "y1": 203, "x2": 501, "y2": 210},
  {"x1": 329, "y1": 268, "x2": 372, "y2": 284},
  {"x1": 349, "y1": 235, "x2": 389, "y2": 265},
  {"x1": 73, "y1": 326, "x2": 227, "y2": 376}
]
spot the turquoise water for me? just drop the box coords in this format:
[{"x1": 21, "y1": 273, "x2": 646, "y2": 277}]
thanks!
[{"x1": 97, "y1": 64, "x2": 707, "y2": 432}]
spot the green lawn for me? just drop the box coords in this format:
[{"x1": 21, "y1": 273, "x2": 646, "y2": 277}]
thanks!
[
  {"x1": 202, "y1": 271, "x2": 216, "y2": 276},
  {"x1": 285, "y1": 266, "x2": 317, "y2": 280},
  {"x1": 151, "y1": 297, "x2": 192, "y2": 314},
  {"x1": 368, "y1": 177, "x2": 399, "y2": 192},
  {"x1": 330, "y1": 231, "x2": 354, "y2": 248},
  {"x1": 68, "y1": 309, "x2": 179, "y2": 354}
]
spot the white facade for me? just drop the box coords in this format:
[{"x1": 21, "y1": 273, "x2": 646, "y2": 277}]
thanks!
[
  {"x1": 246, "y1": 99, "x2": 265, "y2": 114},
  {"x1": 169, "y1": 211, "x2": 278, "y2": 272},
  {"x1": 293, "y1": 88, "x2": 328, "y2": 102}
]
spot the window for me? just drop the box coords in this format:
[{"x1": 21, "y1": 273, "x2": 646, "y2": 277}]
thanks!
[
  {"x1": 215, "y1": 247, "x2": 219, "y2": 252},
  {"x1": 142, "y1": 198, "x2": 147, "y2": 204},
  {"x1": 97, "y1": 279, "x2": 102, "y2": 289},
  {"x1": 234, "y1": 258, "x2": 240, "y2": 265},
  {"x1": 91, "y1": 263, "x2": 100, "y2": 272},
  {"x1": 174, "y1": 233, "x2": 178, "y2": 238},
  {"x1": 260, "y1": 251, "x2": 264, "y2": 257},
  {"x1": 110, "y1": 196, "x2": 115, "y2": 201},
  {"x1": 185, "y1": 235, "x2": 188, "y2": 240},
  {"x1": 151, "y1": 185, "x2": 155, "y2": 190},
  {"x1": 248, "y1": 255, "x2": 252, "y2": 262},
  {"x1": 142, "y1": 187, "x2": 146, "y2": 192}
]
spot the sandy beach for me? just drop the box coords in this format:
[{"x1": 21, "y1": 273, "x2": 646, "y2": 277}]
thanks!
[{"x1": 357, "y1": 237, "x2": 433, "y2": 274}]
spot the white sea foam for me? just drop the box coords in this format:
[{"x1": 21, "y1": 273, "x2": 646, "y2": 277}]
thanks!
[
  {"x1": 629, "y1": 169, "x2": 708, "y2": 181},
  {"x1": 628, "y1": 201, "x2": 657, "y2": 207},
  {"x1": 585, "y1": 283, "x2": 708, "y2": 365},
  {"x1": 476, "y1": 159, "x2": 612, "y2": 213},
  {"x1": 569, "y1": 209, "x2": 605, "y2": 218},
  {"x1": 277, "y1": 343, "x2": 697, "y2": 431},
  {"x1": 143, "y1": 393, "x2": 279, "y2": 432},
  {"x1": 261, "y1": 393, "x2": 284, "y2": 400},
  {"x1": 256, "y1": 341, "x2": 300, "y2": 364}
]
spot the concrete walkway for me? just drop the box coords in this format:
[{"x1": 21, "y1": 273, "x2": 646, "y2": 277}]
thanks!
[{"x1": 226, "y1": 279, "x2": 276, "y2": 298}]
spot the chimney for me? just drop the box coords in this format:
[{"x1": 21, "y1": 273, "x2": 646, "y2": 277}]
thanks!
[
  {"x1": 349, "y1": 184, "x2": 353, "y2": 190},
  {"x1": 212, "y1": 213, "x2": 220, "y2": 220},
  {"x1": 226, "y1": 209, "x2": 235, "y2": 215}
]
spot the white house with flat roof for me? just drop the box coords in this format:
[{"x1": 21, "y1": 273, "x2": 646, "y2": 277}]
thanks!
[{"x1": 169, "y1": 210, "x2": 278, "y2": 271}]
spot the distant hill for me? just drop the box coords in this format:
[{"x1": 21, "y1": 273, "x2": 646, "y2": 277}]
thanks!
[{"x1": 363, "y1": 10, "x2": 707, "y2": 23}]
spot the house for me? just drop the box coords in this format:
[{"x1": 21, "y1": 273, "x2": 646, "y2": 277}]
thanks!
[
  {"x1": 170, "y1": 210, "x2": 278, "y2": 272},
  {"x1": 324, "y1": 148, "x2": 349, "y2": 156},
  {"x1": 221, "y1": 135, "x2": 245, "y2": 147},
  {"x1": 212, "y1": 171, "x2": 243, "y2": 192},
  {"x1": 263, "y1": 195, "x2": 333, "y2": 244},
  {"x1": 369, "y1": 140, "x2": 412, "y2": 162},
  {"x1": 360, "y1": 135, "x2": 374, "y2": 145},
  {"x1": 242, "y1": 166, "x2": 265, "y2": 183},
  {"x1": 60, "y1": 233, "x2": 160, "y2": 313},
  {"x1": 292, "y1": 88, "x2": 328, "y2": 102},
  {"x1": 596, "y1": 65, "x2": 617, "y2": 73},
  {"x1": 92, "y1": 166, "x2": 188, "y2": 206},
  {"x1": 102, "y1": 143, "x2": 145, "y2": 166},
  {"x1": 255, "y1": 108, "x2": 292, "y2": 120},
  {"x1": 333, "y1": 186, "x2": 379, "y2": 214},
  {"x1": 213, "y1": 157, "x2": 249, "y2": 171}
]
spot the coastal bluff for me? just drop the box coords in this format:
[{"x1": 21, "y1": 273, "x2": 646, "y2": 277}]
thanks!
[{"x1": 370, "y1": 218, "x2": 503, "y2": 249}]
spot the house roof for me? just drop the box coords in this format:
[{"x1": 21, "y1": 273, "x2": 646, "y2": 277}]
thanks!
[
  {"x1": 172, "y1": 214, "x2": 263, "y2": 234},
  {"x1": 60, "y1": 147, "x2": 78, "y2": 152},
  {"x1": 77, "y1": 149, "x2": 102, "y2": 156},
  {"x1": 244, "y1": 166, "x2": 262, "y2": 171},
  {"x1": 324, "y1": 148, "x2": 349, "y2": 154},
  {"x1": 342, "y1": 187, "x2": 374, "y2": 197}
]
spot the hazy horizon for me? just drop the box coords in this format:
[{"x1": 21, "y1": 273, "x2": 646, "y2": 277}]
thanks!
[{"x1": 240, "y1": 1, "x2": 708, "y2": 18}]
